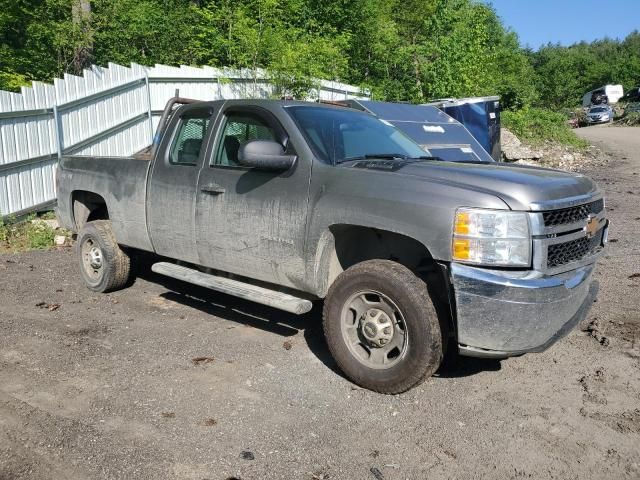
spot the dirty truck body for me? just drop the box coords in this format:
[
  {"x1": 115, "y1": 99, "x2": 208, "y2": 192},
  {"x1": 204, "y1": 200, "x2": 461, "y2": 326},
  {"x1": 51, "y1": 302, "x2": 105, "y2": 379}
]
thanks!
[{"x1": 57, "y1": 99, "x2": 608, "y2": 393}]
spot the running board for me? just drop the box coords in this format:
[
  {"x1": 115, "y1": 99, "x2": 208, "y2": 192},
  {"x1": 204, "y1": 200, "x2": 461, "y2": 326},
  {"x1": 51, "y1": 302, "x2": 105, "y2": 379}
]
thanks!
[{"x1": 151, "y1": 262, "x2": 313, "y2": 315}]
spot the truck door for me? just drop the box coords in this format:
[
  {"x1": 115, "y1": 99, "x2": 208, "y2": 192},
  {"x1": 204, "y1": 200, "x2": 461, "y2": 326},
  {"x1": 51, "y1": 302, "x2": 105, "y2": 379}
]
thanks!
[
  {"x1": 147, "y1": 105, "x2": 217, "y2": 263},
  {"x1": 195, "y1": 105, "x2": 311, "y2": 289}
]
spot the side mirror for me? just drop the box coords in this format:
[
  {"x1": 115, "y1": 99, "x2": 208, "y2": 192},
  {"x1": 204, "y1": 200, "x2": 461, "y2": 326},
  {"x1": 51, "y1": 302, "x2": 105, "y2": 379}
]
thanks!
[{"x1": 237, "y1": 140, "x2": 297, "y2": 171}]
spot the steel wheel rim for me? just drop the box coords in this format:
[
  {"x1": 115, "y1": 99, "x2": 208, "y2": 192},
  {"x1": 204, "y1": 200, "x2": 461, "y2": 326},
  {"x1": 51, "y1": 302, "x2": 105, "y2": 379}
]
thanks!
[
  {"x1": 81, "y1": 237, "x2": 104, "y2": 283},
  {"x1": 340, "y1": 290, "x2": 408, "y2": 370}
]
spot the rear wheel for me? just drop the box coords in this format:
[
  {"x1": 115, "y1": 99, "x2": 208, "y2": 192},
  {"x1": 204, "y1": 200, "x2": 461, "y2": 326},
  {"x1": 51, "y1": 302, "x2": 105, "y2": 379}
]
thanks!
[
  {"x1": 323, "y1": 260, "x2": 443, "y2": 394},
  {"x1": 77, "y1": 220, "x2": 131, "y2": 293}
]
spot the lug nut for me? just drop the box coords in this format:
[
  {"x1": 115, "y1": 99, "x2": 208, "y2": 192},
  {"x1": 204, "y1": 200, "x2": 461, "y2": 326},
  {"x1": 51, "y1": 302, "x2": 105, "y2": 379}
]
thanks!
[
  {"x1": 369, "y1": 311, "x2": 376, "y2": 317},
  {"x1": 384, "y1": 327, "x2": 391, "y2": 335}
]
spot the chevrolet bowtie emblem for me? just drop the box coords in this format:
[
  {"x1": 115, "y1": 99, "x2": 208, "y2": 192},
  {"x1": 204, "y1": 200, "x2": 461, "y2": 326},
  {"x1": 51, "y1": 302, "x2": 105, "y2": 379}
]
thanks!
[{"x1": 585, "y1": 214, "x2": 599, "y2": 238}]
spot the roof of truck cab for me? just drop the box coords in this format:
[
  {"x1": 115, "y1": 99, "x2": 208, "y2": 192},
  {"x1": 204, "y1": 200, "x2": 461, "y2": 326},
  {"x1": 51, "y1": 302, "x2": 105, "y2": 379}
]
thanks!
[{"x1": 179, "y1": 98, "x2": 358, "y2": 112}]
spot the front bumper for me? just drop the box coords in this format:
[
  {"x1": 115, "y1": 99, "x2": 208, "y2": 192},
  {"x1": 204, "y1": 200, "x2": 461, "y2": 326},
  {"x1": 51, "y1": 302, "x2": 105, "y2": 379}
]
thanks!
[{"x1": 451, "y1": 262, "x2": 599, "y2": 358}]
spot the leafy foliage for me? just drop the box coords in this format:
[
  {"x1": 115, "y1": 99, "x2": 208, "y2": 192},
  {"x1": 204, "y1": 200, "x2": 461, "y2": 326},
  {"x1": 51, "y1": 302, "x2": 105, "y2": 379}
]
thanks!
[
  {"x1": 0, "y1": 213, "x2": 68, "y2": 252},
  {"x1": 530, "y1": 34, "x2": 640, "y2": 109},
  {"x1": 502, "y1": 107, "x2": 589, "y2": 148},
  {"x1": 617, "y1": 111, "x2": 640, "y2": 126},
  {"x1": 0, "y1": 0, "x2": 638, "y2": 143},
  {"x1": 0, "y1": 218, "x2": 8, "y2": 243},
  {"x1": 0, "y1": 0, "x2": 544, "y2": 102}
]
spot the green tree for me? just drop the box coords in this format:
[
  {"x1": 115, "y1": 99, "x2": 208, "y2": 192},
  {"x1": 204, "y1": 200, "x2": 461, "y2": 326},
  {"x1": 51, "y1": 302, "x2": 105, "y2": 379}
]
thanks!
[
  {"x1": 1, "y1": 0, "x2": 637, "y2": 115},
  {"x1": 531, "y1": 32, "x2": 640, "y2": 108},
  {"x1": 91, "y1": 0, "x2": 200, "y2": 66}
]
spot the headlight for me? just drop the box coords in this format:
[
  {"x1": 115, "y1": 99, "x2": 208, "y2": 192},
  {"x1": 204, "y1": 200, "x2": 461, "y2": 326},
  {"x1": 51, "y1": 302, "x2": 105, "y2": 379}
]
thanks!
[{"x1": 452, "y1": 208, "x2": 531, "y2": 267}]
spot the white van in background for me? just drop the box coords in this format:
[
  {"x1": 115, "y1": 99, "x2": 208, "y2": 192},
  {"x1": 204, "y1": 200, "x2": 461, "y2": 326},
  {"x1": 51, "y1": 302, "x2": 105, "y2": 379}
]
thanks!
[{"x1": 582, "y1": 84, "x2": 625, "y2": 107}]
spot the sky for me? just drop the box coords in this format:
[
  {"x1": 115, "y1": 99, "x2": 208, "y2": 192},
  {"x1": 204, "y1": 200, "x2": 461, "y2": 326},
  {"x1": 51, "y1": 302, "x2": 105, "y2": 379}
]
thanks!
[{"x1": 486, "y1": 0, "x2": 640, "y2": 50}]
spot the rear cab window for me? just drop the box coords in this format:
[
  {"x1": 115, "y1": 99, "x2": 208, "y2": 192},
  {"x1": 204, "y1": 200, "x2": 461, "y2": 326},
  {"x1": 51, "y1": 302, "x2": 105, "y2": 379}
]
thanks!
[{"x1": 169, "y1": 111, "x2": 212, "y2": 166}]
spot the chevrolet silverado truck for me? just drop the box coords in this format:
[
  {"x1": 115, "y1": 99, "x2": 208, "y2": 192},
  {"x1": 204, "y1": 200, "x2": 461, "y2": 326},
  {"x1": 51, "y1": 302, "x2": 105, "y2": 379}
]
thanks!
[{"x1": 56, "y1": 99, "x2": 608, "y2": 394}]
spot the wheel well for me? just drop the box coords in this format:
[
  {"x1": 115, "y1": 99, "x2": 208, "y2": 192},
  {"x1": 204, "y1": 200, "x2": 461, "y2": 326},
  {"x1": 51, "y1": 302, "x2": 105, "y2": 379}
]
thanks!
[
  {"x1": 72, "y1": 191, "x2": 109, "y2": 230},
  {"x1": 321, "y1": 225, "x2": 443, "y2": 293},
  {"x1": 320, "y1": 225, "x2": 454, "y2": 337},
  {"x1": 329, "y1": 225, "x2": 432, "y2": 273}
]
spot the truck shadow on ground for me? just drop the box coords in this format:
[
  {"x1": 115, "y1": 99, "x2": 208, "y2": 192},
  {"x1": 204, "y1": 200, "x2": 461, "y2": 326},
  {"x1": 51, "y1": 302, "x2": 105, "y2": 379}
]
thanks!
[{"x1": 136, "y1": 267, "x2": 502, "y2": 381}]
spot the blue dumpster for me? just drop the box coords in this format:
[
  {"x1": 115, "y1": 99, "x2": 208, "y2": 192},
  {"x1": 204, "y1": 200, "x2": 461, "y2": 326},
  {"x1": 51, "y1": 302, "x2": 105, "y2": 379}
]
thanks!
[
  {"x1": 427, "y1": 96, "x2": 501, "y2": 161},
  {"x1": 339, "y1": 100, "x2": 495, "y2": 163}
]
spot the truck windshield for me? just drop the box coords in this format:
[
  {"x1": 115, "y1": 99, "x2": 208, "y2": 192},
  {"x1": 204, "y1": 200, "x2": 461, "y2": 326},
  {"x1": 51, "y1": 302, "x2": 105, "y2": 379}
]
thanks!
[{"x1": 286, "y1": 106, "x2": 430, "y2": 164}]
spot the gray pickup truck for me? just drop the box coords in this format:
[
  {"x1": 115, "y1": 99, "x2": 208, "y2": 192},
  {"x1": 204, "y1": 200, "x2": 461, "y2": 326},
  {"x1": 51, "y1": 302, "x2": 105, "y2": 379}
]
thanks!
[{"x1": 56, "y1": 99, "x2": 608, "y2": 393}]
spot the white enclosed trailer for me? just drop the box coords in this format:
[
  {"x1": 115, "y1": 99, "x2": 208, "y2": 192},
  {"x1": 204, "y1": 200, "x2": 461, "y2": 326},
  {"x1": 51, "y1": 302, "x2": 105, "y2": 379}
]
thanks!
[{"x1": 582, "y1": 84, "x2": 624, "y2": 107}]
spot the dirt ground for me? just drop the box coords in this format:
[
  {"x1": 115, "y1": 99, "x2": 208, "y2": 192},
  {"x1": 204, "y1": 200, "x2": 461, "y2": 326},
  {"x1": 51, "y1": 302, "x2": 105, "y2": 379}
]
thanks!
[{"x1": 1, "y1": 126, "x2": 639, "y2": 480}]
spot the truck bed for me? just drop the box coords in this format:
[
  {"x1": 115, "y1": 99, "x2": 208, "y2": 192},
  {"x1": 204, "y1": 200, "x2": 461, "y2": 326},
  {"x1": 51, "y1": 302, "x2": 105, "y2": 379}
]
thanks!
[{"x1": 57, "y1": 155, "x2": 154, "y2": 251}]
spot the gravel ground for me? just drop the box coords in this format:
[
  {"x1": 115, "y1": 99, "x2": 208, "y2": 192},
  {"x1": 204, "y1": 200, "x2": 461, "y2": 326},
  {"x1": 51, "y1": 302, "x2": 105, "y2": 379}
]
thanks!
[{"x1": 1, "y1": 126, "x2": 639, "y2": 480}]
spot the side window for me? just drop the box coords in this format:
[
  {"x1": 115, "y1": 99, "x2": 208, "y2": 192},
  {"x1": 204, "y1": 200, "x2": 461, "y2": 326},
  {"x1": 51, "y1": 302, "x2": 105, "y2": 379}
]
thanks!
[
  {"x1": 213, "y1": 112, "x2": 277, "y2": 167},
  {"x1": 169, "y1": 116, "x2": 210, "y2": 166}
]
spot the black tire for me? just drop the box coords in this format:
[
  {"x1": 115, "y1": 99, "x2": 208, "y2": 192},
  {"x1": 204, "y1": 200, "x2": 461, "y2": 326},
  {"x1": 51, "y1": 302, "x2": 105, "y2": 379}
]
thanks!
[
  {"x1": 76, "y1": 220, "x2": 131, "y2": 293},
  {"x1": 323, "y1": 260, "x2": 443, "y2": 394}
]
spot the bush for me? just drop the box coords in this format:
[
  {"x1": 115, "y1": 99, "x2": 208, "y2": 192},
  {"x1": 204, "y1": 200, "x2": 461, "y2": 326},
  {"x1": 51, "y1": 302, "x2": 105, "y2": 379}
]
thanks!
[
  {"x1": 617, "y1": 111, "x2": 640, "y2": 126},
  {"x1": 25, "y1": 220, "x2": 56, "y2": 249},
  {"x1": 502, "y1": 107, "x2": 589, "y2": 149},
  {"x1": 0, "y1": 218, "x2": 8, "y2": 243},
  {"x1": 0, "y1": 212, "x2": 66, "y2": 252}
]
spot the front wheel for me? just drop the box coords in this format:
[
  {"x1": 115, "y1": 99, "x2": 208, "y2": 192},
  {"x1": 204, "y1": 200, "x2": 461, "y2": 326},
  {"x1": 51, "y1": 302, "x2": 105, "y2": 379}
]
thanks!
[
  {"x1": 77, "y1": 220, "x2": 131, "y2": 293},
  {"x1": 323, "y1": 260, "x2": 443, "y2": 394}
]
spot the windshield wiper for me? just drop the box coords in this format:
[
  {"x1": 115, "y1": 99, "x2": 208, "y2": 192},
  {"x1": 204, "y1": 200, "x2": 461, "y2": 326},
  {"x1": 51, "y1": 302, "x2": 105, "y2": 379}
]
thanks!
[
  {"x1": 338, "y1": 154, "x2": 443, "y2": 164},
  {"x1": 410, "y1": 156, "x2": 442, "y2": 161},
  {"x1": 364, "y1": 153, "x2": 410, "y2": 159},
  {"x1": 339, "y1": 153, "x2": 409, "y2": 163}
]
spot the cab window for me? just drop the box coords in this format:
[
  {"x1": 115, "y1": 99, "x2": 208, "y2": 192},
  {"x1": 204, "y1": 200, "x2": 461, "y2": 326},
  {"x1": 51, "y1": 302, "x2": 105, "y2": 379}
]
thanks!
[
  {"x1": 213, "y1": 112, "x2": 277, "y2": 167},
  {"x1": 169, "y1": 116, "x2": 210, "y2": 166}
]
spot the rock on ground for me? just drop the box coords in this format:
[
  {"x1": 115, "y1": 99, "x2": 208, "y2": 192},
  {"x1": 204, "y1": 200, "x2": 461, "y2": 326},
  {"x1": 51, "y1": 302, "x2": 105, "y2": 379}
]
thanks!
[
  {"x1": 500, "y1": 128, "x2": 543, "y2": 161},
  {"x1": 501, "y1": 127, "x2": 608, "y2": 172}
]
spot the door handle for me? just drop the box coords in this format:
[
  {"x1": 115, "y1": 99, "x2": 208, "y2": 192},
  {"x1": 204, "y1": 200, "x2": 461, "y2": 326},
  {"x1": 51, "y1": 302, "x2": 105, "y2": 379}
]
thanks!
[{"x1": 200, "y1": 183, "x2": 226, "y2": 195}]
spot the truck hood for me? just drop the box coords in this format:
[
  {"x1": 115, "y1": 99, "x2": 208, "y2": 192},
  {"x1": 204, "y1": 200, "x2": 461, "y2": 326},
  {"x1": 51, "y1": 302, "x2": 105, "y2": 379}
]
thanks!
[{"x1": 346, "y1": 160, "x2": 598, "y2": 211}]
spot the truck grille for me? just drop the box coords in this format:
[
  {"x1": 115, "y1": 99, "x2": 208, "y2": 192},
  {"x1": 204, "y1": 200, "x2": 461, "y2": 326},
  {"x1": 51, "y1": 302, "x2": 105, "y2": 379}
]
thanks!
[
  {"x1": 547, "y1": 229, "x2": 604, "y2": 268},
  {"x1": 542, "y1": 199, "x2": 604, "y2": 227}
]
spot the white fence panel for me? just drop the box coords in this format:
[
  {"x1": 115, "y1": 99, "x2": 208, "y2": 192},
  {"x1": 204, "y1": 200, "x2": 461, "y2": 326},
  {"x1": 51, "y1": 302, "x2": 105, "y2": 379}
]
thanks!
[
  {"x1": 0, "y1": 62, "x2": 368, "y2": 216},
  {"x1": 57, "y1": 64, "x2": 149, "y2": 157},
  {"x1": 0, "y1": 82, "x2": 59, "y2": 215}
]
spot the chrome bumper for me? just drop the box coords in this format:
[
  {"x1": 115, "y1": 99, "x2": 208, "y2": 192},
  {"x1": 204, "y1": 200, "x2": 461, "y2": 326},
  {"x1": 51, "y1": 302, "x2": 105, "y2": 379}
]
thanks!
[{"x1": 451, "y1": 262, "x2": 599, "y2": 358}]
